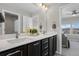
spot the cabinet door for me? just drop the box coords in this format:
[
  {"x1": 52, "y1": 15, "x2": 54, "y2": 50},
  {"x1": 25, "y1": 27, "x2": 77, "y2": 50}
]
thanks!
[
  {"x1": 54, "y1": 35, "x2": 57, "y2": 51},
  {"x1": 48, "y1": 35, "x2": 57, "y2": 56},
  {"x1": 48, "y1": 37, "x2": 53, "y2": 56},
  {"x1": 28, "y1": 41, "x2": 41, "y2": 56}
]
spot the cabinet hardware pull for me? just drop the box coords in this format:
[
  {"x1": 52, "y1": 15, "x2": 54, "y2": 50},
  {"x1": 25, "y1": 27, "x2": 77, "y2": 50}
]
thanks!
[
  {"x1": 33, "y1": 42, "x2": 39, "y2": 46},
  {"x1": 44, "y1": 46, "x2": 48, "y2": 49},
  {"x1": 44, "y1": 52, "x2": 48, "y2": 56},
  {"x1": 7, "y1": 50, "x2": 22, "y2": 56},
  {"x1": 43, "y1": 41, "x2": 48, "y2": 44}
]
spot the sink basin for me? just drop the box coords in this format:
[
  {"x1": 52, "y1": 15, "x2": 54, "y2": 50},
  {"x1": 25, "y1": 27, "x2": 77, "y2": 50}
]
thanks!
[{"x1": 7, "y1": 38, "x2": 26, "y2": 43}]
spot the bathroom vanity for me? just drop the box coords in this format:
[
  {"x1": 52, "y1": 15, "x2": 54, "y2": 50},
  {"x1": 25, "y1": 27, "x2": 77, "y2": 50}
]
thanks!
[
  {"x1": 0, "y1": 9, "x2": 57, "y2": 56},
  {"x1": 0, "y1": 33, "x2": 57, "y2": 56}
]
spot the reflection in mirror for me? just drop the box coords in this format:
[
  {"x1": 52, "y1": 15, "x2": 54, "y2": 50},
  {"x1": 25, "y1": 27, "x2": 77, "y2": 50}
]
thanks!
[{"x1": 5, "y1": 12, "x2": 18, "y2": 34}]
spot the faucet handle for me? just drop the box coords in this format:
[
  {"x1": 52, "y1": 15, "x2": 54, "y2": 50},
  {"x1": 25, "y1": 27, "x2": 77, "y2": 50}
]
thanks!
[{"x1": 15, "y1": 32, "x2": 19, "y2": 38}]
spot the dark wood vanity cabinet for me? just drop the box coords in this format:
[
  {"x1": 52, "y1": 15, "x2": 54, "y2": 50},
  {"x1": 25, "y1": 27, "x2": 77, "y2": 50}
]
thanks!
[
  {"x1": 0, "y1": 45, "x2": 28, "y2": 56},
  {"x1": 54, "y1": 35, "x2": 57, "y2": 52},
  {"x1": 41, "y1": 38, "x2": 49, "y2": 56},
  {"x1": 41, "y1": 35, "x2": 57, "y2": 56},
  {"x1": 27, "y1": 41, "x2": 41, "y2": 56},
  {"x1": 48, "y1": 35, "x2": 57, "y2": 56},
  {"x1": 0, "y1": 41, "x2": 41, "y2": 56},
  {"x1": 0, "y1": 35, "x2": 57, "y2": 56}
]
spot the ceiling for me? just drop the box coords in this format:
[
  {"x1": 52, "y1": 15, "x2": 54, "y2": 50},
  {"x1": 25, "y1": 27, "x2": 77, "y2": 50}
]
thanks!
[
  {"x1": 44, "y1": 3, "x2": 68, "y2": 8},
  {"x1": 0, "y1": 3, "x2": 42, "y2": 16},
  {"x1": 62, "y1": 3, "x2": 79, "y2": 18},
  {"x1": 0, "y1": 3, "x2": 67, "y2": 16},
  {"x1": 62, "y1": 3, "x2": 79, "y2": 24}
]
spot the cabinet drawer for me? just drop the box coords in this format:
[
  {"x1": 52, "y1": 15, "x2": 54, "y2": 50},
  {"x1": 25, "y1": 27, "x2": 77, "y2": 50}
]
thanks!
[
  {"x1": 42, "y1": 43, "x2": 48, "y2": 51},
  {"x1": 42, "y1": 49, "x2": 48, "y2": 56},
  {"x1": 42, "y1": 38, "x2": 48, "y2": 45},
  {"x1": 6, "y1": 50, "x2": 22, "y2": 56},
  {"x1": 42, "y1": 39, "x2": 48, "y2": 43},
  {"x1": 42, "y1": 40, "x2": 48, "y2": 45},
  {"x1": 0, "y1": 45, "x2": 28, "y2": 56},
  {"x1": 43, "y1": 52, "x2": 48, "y2": 56},
  {"x1": 0, "y1": 47, "x2": 23, "y2": 56}
]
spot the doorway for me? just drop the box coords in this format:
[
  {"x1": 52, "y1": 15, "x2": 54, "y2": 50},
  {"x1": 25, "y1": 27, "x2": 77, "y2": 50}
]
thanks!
[{"x1": 61, "y1": 3, "x2": 79, "y2": 56}]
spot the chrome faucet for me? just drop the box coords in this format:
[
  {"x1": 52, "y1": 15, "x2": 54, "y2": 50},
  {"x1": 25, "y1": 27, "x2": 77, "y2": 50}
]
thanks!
[{"x1": 16, "y1": 32, "x2": 19, "y2": 38}]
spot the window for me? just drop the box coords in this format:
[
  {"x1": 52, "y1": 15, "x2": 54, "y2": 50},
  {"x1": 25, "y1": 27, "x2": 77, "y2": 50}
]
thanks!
[
  {"x1": 62, "y1": 23, "x2": 79, "y2": 34},
  {"x1": 72, "y1": 23, "x2": 79, "y2": 28},
  {"x1": 62, "y1": 24, "x2": 71, "y2": 29},
  {"x1": 72, "y1": 23, "x2": 79, "y2": 34},
  {"x1": 62, "y1": 24, "x2": 70, "y2": 34}
]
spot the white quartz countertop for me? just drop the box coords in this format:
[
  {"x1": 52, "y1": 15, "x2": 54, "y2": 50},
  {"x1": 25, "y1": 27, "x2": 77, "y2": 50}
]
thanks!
[{"x1": 0, "y1": 32, "x2": 57, "y2": 53}]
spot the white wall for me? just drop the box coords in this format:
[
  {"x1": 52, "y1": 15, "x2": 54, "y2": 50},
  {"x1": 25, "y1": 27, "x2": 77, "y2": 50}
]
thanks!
[{"x1": 47, "y1": 6, "x2": 62, "y2": 54}]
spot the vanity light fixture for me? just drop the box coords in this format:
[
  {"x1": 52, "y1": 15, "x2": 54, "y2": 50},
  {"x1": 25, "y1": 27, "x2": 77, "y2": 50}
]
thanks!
[{"x1": 37, "y1": 3, "x2": 48, "y2": 11}]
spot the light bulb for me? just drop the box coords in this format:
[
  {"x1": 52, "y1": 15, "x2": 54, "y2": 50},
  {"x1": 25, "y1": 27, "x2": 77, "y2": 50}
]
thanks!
[
  {"x1": 39, "y1": 3, "x2": 42, "y2": 7},
  {"x1": 42, "y1": 5, "x2": 45, "y2": 8},
  {"x1": 45, "y1": 7, "x2": 48, "y2": 10}
]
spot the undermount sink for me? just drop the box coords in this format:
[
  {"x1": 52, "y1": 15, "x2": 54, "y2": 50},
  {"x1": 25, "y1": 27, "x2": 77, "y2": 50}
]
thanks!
[{"x1": 7, "y1": 38, "x2": 26, "y2": 43}]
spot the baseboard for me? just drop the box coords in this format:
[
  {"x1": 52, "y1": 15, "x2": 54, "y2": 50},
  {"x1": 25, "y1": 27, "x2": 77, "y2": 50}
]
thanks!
[
  {"x1": 55, "y1": 51, "x2": 64, "y2": 56},
  {"x1": 56, "y1": 51, "x2": 61, "y2": 55}
]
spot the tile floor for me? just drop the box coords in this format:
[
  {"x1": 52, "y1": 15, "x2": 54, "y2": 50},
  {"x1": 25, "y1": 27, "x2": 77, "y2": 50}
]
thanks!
[{"x1": 62, "y1": 38, "x2": 79, "y2": 56}]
